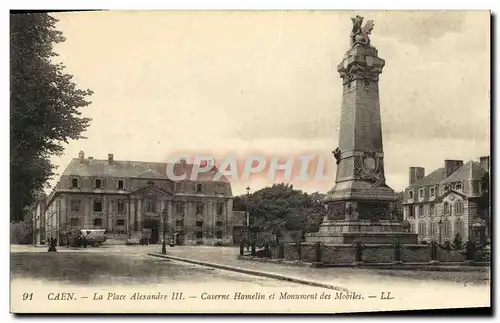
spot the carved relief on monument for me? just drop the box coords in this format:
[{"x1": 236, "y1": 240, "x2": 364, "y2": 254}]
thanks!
[
  {"x1": 353, "y1": 152, "x2": 386, "y2": 188},
  {"x1": 339, "y1": 63, "x2": 382, "y2": 85}
]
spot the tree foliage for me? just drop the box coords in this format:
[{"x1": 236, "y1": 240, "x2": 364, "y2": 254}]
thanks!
[
  {"x1": 238, "y1": 184, "x2": 326, "y2": 240},
  {"x1": 10, "y1": 13, "x2": 93, "y2": 221}
]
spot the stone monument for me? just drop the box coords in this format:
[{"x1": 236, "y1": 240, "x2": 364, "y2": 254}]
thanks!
[{"x1": 306, "y1": 16, "x2": 418, "y2": 244}]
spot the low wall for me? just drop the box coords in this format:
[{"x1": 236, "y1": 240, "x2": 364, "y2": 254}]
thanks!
[{"x1": 264, "y1": 242, "x2": 468, "y2": 264}]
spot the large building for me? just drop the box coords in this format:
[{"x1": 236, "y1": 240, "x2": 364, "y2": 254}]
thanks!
[
  {"x1": 44, "y1": 151, "x2": 241, "y2": 246},
  {"x1": 402, "y1": 156, "x2": 490, "y2": 244}
]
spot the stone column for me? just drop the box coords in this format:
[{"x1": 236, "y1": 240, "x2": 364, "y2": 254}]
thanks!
[
  {"x1": 137, "y1": 199, "x2": 143, "y2": 232},
  {"x1": 129, "y1": 199, "x2": 136, "y2": 233},
  {"x1": 107, "y1": 198, "x2": 113, "y2": 232},
  {"x1": 125, "y1": 198, "x2": 130, "y2": 234}
]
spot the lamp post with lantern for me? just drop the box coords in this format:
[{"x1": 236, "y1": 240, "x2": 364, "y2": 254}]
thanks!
[{"x1": 438, "y1": 219, "x2": 443, "y2": 244}]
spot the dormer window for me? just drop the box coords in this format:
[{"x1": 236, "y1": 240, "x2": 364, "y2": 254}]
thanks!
[
  {"x1": 196, "y1": 183, "x2": 203, "y2": 194},
  {"x1": 175, "y1": 182, "x2": 183, "y2": 192},
  {"x1": 443, "y1": 201, "x2": 450, "y2": 215},
  {"x1": 444, "y1": 185, "x2": 450, "y2": 192},
  {"x1": 408, "y1": 190, "x2": 414, "y2": 200},
  {"x1": 455, "y1": 183, "x2": 462, "y2": 191},
  {"x1": 418, "y1": 188, "x2": 425, "y2": 199},
  {"x1": 430, "y1": 187, "x2": 435, "y2": 197},
  {"x1": 95, "y1": 178, "x2": 102, "y2": 189},
  {"x1": 117, "y1": 179, "x2": 124, "y2": 190},
  {"x1": 71, "y1": 177, "x2": 79, "y2": 188}
]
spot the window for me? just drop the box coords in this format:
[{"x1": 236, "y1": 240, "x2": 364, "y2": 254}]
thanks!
[
  {"x1": 196, "y1": 183, "x2": 203, "y2": 193},
  {"x1": 145, "y1": 199, "x2": 156, "y2": 213},
  {"x1": 175, "y1": 219, "x2": 184, "y2": 227},
  {"x1": 196, "y1": 232, "x2": 203, "y2": 239},
  {"x1": 429, "y1": 203, "x2": 435, "y2": 216},
  {"x1": 196, "y1": 203, "x2": 204, "y2": 215},
  {"x1": 455, "y1": 218, "x2": 463, "y2": 237},
  {"x1": 408, "y1": 206, "x2": 415, "y2": 218},
  {"x1": 93, "y1": 218, "x2": 103, "y2": 227},
  {"x1": 430, "y1": 187, "x2": 435, "y2": 197},
  {"x1": 117, "y1": 179, "x2": 124, "y2": 190},
  {"x1": 117, "y1": 200, "x2": 125, "y2": 213},
  {"x1": 216, "y1": 231, "x2": 223, "y2": 239},
  {"x1": 418, "y1": 222, "x2": 427, "y2": 236},
  {"x1": 419, "y1": 188, "x2": 425, "y2": 199},
  {"x1": 430, "y1": 222, "x2": 437, "y2": 238},
  {"x1": 70, "y1": 218, "x2": 80, "y2": 226},
  {"x1": 70, "y1": 200, "x2": 81, "y2": 212},
  {"x1": 217, "y1": 203, "x2": 224, "y2": 216},
  {"x1": 444, "y1": 220, "x2": 451, "y2": 238},
  {"x1": 175, "y1": 203, "x2": 183, "y2": 214},
  {"x1": 216, "y1": 221, "x2": 223, "y2": 227},
  {"x1": 116, "y1": 219, "x2": 125, "y2": 226},
  {"x1": 408, "y1": 190, "x2": 414, "y2": 199},
  {"x1": 455, "y1": 182, "x2": 462, "y2": 191},
  {"x1": 175, "y1": 182, "x2": 183, "y2": 192},
  {"x1": 196, "y1": 220, "x2": 203, "y2": 228},
  {"x1": 456, "y1": 200, "x2": 464, "y2": 215},
  {"x1": 94, "y1": 201, "x2": 103, "y2": 212},
  {"x1": 414, "y1": 206, "x2": 418, "y2": 217},
  {"x1": 71, "y1": 178, "x2": 79, "y2": 188},
  {"x1": 418, "y1": 204, "x2": 424, "y2": 217},
  {"x1": 443, "y1": 202, "x2": 450, "y2": 215},
  {"x1": 444, "y1": 185, "x2": 450, "y2": 192},
  {"x1": 95, "y1": 178, "x2": 102, "y2": 189}
]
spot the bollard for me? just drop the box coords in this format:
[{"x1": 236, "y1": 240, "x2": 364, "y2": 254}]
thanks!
[
  {"x1": 355, "y1": 241, "x2": 363, "y2": 263},
  {"x1": 251, "y1": 243, "x2": 256, "y2": 256},
  {"x1": 430, "y1": 240, "x2": 438, "y2": 261},
  {"x1": 48, "y1": 238, "x2": 57, "y2": 252},
  {"x1": 315, "y1": 242, "x2": 322, "y2": 263},
  {"x1": 394, "y1": 238, "x2": 401, "y2": 262},
  {"x1": 239, "y1": 242, "x2": 244, "y2": 256},
  {"x1": 264, "y1": 243, "x2": 270, "y2": 257},
  {"x1": 278, "y1": 243, "x2": 285, "y2": 259},
  {"x1": 296, "y1": 241, "x2": 302, "y2": 260}
]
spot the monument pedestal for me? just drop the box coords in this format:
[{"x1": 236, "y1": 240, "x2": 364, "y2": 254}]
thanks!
[{"x1": 305, "y1": 220, "x2": 418, "y2": 244}]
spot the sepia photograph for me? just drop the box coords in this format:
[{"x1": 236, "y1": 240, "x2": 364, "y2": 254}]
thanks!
[{"x1": 9, "y1": 9, "x2": 491, "y2": 314}]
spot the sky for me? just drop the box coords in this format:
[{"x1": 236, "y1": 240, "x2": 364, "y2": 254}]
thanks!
[{"x1": 49, "y1": 10, "x2": 490, "y2": 196}]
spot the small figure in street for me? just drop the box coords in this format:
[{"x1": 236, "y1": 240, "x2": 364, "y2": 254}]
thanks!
[{"x1": 48, "y1": 237, "x2": 57, "y2": 252}]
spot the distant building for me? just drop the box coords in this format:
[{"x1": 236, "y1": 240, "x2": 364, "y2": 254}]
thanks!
[
  {"x1": 403, "y1": 156, "x2": 490, "y2": 244},
  {"x1": 44, "y1": 151, "x2": 239, "y2": 246}
]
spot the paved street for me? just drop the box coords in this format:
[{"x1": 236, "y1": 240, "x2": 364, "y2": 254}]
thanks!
[{"x1": 10, "y1": 244, "x2": 491, "y2": 313}]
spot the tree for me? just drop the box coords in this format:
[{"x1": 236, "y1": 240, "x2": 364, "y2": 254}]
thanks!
[
  {"x1": 10, "y1": 13, "x2": 93, "y2": 222},
  {"x1": 244, "y1": 184, "x2": 326, "y2": 243}
]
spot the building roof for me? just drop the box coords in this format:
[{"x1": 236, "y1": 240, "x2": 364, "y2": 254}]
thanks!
[
  {"x1": 408, "y1": 167, "x2": 446, "y2": 189},
  {"x1": 440, "y1": 160, "x2": 487, "y2": 184},
  {"x1": 61, "y1": 158, "x2": 230, "y2": 183}
]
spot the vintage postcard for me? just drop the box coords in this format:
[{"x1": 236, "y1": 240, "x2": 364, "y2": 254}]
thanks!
[{"x1": 10, "y1": 10, "x2": 491, "y2": 314}]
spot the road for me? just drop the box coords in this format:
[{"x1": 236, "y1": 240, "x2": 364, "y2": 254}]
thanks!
[{"x1": 10, "y1": 244, "x2": 491, "y2": 313}]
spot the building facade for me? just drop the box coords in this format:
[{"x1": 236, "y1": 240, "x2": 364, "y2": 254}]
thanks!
[
  {"x1": 403, "y1": 156, "x2": 490, "y2": 244},
  {"x1": 44, "y1": 151, "x2": 237, "y2": 246},
  {"x1": 29, "y1": 192, "x2": 47, "y2": 245}
]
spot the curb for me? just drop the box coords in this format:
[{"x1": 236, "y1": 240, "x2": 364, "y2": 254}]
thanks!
[
  {"x1": 236, "y1": 256, "x2": 490, "y2": 272},
  {"x1": 148, "y1": 253, "x2": 349, "y2": 292}
]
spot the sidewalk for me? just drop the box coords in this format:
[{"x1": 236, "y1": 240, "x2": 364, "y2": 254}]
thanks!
[{"x1": 149, "y1": 246, "x2": 490, "y2": 299}]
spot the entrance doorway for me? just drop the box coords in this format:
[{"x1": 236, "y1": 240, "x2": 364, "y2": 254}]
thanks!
[{"x1": 143, "y1": 218, "x2": 160, "y2": 244}]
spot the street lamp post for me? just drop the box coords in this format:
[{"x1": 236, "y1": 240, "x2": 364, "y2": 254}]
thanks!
[
  {"x1": 162, "y1": 208, "x2": 167, "y2": 254},
  {"x1": 438, "y1": 220, "x2": 443, "y2": 244},
  {"x1": 245, "y1": 186, "x2": 250, "y2": 252}
]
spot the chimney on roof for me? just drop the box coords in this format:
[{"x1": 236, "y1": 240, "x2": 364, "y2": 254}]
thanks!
[
  {"x1": 409, "y1": 167, "x2": 425, "y2": 185},
  {"x1": 479, "y1": 156, "x2": 490, "y2": 171},
  {"x1": 444, "y1": 160, "x2": 463, "y2": 178},
  {"x1": 108, "y1": 154, "x2": 114, "y2": 164},
  {"x1": 78, "y1": 151, "x2": 85, "y2": 163}
]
